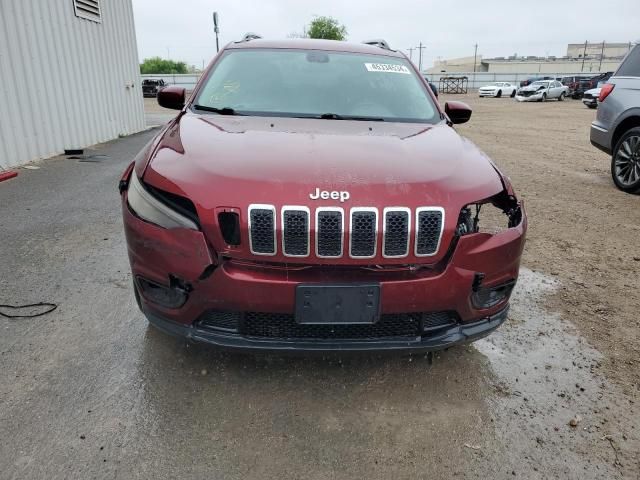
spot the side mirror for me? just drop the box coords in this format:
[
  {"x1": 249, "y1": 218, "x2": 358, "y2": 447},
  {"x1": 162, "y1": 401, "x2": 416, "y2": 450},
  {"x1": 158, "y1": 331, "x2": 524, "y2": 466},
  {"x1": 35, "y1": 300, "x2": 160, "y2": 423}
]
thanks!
[
  {"x1": 444, "y1": 101, "x2": 472, "y2": 124},
  {"x1": 157, "y1": 86, "x2": 185, "y2": 110}
]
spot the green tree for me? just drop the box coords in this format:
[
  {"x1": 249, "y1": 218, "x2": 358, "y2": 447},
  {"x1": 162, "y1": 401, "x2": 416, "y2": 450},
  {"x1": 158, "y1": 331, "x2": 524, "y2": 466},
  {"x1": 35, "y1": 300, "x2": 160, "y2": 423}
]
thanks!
[
  {"x1": 140, "y1": 57, "x2": 188, "y2": 74},
  {"x1": 307, "y1": 16, "x2": 347, "y2": 41}
]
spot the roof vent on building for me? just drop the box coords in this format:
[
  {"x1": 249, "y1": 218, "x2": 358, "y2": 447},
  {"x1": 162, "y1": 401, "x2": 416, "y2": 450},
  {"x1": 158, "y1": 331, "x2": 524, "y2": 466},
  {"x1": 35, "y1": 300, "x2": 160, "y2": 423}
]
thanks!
[{"x1": 73, "y1": 0, "x2": 101, "y2": 23}]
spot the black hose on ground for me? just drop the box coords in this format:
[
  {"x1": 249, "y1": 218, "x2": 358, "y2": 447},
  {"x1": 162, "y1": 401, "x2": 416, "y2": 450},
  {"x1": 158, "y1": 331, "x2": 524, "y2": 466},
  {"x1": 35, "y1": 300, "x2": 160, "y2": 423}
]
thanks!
[{"x1": 0, "y1": 302, "x2": 58, "y2": 318}]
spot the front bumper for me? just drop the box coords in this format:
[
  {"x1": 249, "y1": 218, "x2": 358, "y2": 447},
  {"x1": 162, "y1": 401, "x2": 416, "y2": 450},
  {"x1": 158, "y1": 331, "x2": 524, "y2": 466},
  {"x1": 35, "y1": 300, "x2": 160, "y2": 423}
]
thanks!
[
  {"x1": 582, "y1": 97, "x2": 597, "y2": 107},
  {"x1": 478, "y1": 90, "x2": 497, "y2": 97},
  {"x1": 123, "y1": 193, "x2": 526, "y2": 351},
  {"x1": 515, "y1": 94, "x2": 542, "y2": 102},
  {"x1": 144, "y1": 304, "x2": 509, "y2": 352}
]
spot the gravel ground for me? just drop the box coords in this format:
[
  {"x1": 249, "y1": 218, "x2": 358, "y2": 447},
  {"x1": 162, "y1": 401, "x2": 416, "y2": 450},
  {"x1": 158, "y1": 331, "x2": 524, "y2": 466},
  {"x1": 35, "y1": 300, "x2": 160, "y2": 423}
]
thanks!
[{"x1": 0, "y1": 95, "x2": 638, "y2": 479}]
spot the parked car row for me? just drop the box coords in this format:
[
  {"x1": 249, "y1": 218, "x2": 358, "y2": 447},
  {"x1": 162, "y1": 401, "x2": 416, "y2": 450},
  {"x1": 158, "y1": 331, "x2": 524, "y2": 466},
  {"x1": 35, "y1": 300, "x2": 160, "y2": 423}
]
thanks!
[{"x1": 478, "y1": 80, "x2": 569, "y2": 102}]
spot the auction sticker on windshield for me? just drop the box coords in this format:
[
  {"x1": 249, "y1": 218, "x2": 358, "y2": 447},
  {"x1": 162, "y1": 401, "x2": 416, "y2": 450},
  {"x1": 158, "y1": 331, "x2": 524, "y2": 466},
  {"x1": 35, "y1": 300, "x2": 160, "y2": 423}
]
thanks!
[{"x1": 364, "y1": 63, "x2": 411, "y2": 74}]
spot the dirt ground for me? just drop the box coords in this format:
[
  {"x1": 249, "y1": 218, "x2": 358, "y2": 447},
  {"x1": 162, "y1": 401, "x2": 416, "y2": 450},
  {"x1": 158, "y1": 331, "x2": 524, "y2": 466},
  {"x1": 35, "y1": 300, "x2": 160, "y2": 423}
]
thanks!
[
  {"x1": 450, "y1": 93, "x2": 640, "y2": 392},
  {"x1": 0, "y1": 96, "x2": 638, "y2": 479}
]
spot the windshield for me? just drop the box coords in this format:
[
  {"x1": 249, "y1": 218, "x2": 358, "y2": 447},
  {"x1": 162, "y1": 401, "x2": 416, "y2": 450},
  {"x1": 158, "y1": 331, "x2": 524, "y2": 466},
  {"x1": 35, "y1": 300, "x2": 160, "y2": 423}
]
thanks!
[
  {"x1": 194, "y1": 49, "x2": 439, "y2": 123},
  {"x1": 531, "y1": 81, "x2": 549, "y2": 87}
]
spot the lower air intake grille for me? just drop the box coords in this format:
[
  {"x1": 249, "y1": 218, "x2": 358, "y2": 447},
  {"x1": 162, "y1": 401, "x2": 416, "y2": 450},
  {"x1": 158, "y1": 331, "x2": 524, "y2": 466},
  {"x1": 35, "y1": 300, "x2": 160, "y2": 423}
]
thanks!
[
  {"x1": 244, "y1": 312, "x2": 420, "y2": 339},
  {"x1": 416, "y1": 209, "x2": 443, "y2": 256},
  {"x1": 249, "y1": 206, "x2": 276, "y2": 254},
  {"x1": 350, "y1": 210, "x2": 377, "y2": 257},
  {"x1": 384, "y1": 210, "x2": 410, "y2": 257},
  {"x1": 317, "y1": 210, "x2": 343, "y2": 257},
  {"x1": 283, "y1": 209, "x2": 309, "y2": 256},
  {"x1": 197, "y1": 311, "x2": 241, "y2": 332},
  {"x1": 239, "y1": 311, "x2": 457, "y2": 340}
]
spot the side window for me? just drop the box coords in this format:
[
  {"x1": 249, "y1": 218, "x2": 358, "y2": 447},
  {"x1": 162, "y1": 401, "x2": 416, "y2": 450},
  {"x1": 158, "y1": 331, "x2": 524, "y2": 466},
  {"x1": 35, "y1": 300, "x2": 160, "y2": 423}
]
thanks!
[{"x1": 616, "y1": 45, "x2": 640, "y2": 77}]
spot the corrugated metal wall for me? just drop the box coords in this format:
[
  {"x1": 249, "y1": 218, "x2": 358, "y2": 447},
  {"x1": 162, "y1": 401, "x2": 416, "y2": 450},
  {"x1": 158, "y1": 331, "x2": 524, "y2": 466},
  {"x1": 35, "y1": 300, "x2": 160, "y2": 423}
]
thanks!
[{"x1": 0, "y1": 0, "x2": 145, "y2": 169}]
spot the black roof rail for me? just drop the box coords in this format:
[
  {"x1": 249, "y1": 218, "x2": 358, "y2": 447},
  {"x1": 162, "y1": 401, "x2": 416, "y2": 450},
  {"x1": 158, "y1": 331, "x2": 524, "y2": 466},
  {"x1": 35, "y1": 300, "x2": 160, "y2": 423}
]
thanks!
[
  {"x1": 237, "y1": 32, "x2": 262, "y2": 43},
  {"x1": 362, "y1": 39, "x2": 392, "y2": 51}
]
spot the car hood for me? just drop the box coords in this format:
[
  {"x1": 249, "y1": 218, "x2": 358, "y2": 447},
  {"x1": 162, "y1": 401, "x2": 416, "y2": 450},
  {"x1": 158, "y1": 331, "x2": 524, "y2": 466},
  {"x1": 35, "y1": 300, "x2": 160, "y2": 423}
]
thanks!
[
  {"x1": 585, "y1": 87, "x2": 601, "y2": 95},
  {"x1": 142, "y1": 113, "x2": 506, "y2": 264},
  {"x1": 519, "y1": 85, "x2": 546, "y2": 92},
  {"x1": 145, "y1": 113, "x2": 504, "y2": 210}
]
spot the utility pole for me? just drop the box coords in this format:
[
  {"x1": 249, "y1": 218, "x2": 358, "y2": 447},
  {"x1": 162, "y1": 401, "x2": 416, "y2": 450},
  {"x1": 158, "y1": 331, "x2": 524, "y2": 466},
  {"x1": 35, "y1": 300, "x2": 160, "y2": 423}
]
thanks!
[
  {"x1": 408, "y1": 47, "x2": 415, "y2": 62},
  {"x1": 581, "y1": 40, "x2": 587, "y2": 72},
  {"x1": 599, "y1": 40, "x2": 605, "y2": 71},
  {"x1": 416, "y1": 42, "x2": 426, "y2": 72},
  {"x1": 213, "y1": 11, "x2": 220, "y2": 53},
  {"x1": 473, "y1": 43, "x2": 478, "y2": 72}
]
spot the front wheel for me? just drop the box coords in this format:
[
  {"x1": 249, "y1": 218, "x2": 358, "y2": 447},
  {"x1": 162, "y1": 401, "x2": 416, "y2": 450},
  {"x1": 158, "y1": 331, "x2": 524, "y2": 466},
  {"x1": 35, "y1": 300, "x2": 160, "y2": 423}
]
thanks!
[
  {"x1": 558, "y1": 92, "x2": 565, "y2": 101},
  {"x1": 510, "y1": 89, "x2": 516, "y2": 98},
  {"x1": 539, "y1": 93, "x2": 547, "y2": 102},
  {"x1": 496, "y1": 90, "x2": 502, "y2": 98},
  {"x1": 611, "y1": 127, "x2": 640, "y2": 193}
]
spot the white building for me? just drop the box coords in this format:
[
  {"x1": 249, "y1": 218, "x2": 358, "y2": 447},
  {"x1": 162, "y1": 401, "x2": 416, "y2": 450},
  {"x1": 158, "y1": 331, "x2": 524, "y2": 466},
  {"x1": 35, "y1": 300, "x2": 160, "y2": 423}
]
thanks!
[{"x1": 0, "y1": 0, "x2": 145, "y2": 170}]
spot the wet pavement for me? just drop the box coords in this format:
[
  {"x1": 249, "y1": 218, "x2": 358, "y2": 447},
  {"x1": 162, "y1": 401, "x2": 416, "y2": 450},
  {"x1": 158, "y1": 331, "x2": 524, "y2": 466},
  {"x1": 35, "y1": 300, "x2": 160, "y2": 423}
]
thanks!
[{"x1": 1, "y1": 129, "x2": 638, "y2": 479}]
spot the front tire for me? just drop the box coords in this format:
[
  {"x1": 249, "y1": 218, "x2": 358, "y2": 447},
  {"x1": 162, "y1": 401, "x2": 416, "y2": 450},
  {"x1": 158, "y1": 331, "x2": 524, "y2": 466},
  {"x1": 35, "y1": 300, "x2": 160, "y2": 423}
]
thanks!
[
  {"x1": 496, "y1": 90, "x2": 502, "y2": 98},
  {"x1": 558, "y1": 92, "x2": 565, "y2": 101},
  {"x1": 539, "y1": 93, "x2": 547, "y2": 102},
  {"x1": 510, "y1": 89, "x2": 516, "y2": 98},
  {"x1": 611, "y1": 127, "x2": 640, "y2": 193}
]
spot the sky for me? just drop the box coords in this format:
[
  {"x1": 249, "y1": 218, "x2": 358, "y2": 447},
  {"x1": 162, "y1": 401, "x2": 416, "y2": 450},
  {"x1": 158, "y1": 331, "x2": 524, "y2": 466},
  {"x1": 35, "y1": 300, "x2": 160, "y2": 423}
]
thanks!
[{"x1": 131, "y1": 0, "x2": 639, "y2": 70}]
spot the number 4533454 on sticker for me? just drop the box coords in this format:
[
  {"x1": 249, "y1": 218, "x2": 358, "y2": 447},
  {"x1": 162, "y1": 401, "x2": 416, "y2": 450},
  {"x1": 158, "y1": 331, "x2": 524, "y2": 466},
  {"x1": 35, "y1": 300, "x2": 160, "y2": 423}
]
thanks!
[{"x1": 364, "y1": 63, "x2": 411, "y2": 74}]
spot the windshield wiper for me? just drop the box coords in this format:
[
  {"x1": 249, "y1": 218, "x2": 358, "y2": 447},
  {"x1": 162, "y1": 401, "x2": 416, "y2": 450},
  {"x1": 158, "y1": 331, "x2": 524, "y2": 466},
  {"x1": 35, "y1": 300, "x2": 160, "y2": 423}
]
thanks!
[
  {"x1": 318, "y1": 113, "x2": 385, "y2": 122},
  {"x1": 192, "y1": 105, "x2": 244, "y2": 115}
]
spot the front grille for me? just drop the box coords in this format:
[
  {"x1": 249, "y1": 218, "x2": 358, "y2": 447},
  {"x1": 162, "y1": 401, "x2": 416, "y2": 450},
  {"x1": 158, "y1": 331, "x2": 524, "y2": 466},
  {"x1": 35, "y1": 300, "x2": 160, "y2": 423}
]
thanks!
[
  {"x1": 282, "y1": 208, "x2": 309, "y2": 256},
  {"x1": 196, "y1": 310, "x2": 457, "y2": 340},
  {"x1": 316, "y1": 209, "x2": 343, "y2": 257},
  {"x1": 383, "y1": 209, "x2": 410, "y2": 257},
  {"x1": 244, "y1": 205, "x2": 444, "y2": 259},
  {"x1": 249, "y1": 205, "x2": 276, "y2": 255},
  {"x1": 350, "y1": 209, "x2": 377, "y2": 257},
  {"x1": 415, "y1": 208, "x2": 444, "y2": 256}
]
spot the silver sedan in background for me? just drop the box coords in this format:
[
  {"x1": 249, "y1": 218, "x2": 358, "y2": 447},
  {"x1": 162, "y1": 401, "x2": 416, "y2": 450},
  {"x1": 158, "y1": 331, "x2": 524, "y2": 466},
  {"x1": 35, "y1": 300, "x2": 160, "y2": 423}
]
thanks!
[{"x1": 516, "y1": 80, "x2": 569, "y2": 102}]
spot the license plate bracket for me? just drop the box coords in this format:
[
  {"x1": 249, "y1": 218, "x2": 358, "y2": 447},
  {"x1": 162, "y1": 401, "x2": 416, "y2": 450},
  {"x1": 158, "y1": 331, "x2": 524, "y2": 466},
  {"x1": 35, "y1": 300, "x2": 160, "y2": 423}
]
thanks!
[{"x1": 295, "y1": 284, "x2": 380, "y2": 324}]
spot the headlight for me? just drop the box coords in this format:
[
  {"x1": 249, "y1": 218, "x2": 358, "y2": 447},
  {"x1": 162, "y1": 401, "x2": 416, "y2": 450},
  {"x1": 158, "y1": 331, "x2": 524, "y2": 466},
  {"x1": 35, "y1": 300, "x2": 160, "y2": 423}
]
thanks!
[
  {"x1": 456, "y1": 193, "x2": 522, "y2": 236},
  {"x1": 127, "y1": 173, "x2": 199, "y2": 230}
]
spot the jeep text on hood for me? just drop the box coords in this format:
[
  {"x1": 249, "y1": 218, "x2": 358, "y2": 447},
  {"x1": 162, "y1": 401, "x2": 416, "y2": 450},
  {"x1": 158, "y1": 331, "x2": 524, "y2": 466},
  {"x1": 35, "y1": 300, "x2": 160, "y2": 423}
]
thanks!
[{"x1": 121, "y1": 37, "x2": 526, "y2": 352}]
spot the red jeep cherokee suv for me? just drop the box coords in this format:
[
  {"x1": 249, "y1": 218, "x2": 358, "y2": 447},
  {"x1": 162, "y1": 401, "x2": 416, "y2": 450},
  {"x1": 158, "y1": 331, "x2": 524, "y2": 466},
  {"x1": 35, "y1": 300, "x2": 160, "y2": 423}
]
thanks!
[{"x1": 120, "y1": 37, "x2": 527, "y2": 352}]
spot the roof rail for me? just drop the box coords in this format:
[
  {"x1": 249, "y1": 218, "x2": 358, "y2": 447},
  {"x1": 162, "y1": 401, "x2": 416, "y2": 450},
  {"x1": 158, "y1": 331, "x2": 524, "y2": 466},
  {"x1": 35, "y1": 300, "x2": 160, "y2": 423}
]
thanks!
[
  {"x1": 237, "y1": 32, "x2": 262, "y2": 43},
  {"x1": 362, "y1": 39, "x2": 391, "y2": 51}
]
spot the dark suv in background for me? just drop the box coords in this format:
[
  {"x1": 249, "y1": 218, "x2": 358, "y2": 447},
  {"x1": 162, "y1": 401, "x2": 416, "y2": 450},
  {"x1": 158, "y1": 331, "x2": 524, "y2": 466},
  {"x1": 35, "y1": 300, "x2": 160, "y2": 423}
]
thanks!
[
  {"x1": 573, "y1": 72, "x2": 613, "y2": 99},
  {"x1": 590, "y1": 44, "x2": 640, "y2": 193}
]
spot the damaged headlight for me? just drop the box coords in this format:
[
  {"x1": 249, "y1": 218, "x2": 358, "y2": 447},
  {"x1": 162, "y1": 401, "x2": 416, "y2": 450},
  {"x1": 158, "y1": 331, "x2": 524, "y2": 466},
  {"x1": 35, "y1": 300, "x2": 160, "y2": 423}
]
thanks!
[
  {"x1": 456, "y1": 192, "x2": 522, "y2": 236},
  {"x1": 127, "y1": 173, "x2": 199, "y2": 230}
]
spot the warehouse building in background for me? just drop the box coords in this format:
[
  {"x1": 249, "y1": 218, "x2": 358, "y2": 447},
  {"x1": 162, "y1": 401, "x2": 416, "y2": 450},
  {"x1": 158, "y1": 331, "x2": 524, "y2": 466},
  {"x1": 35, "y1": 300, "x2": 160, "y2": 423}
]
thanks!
[
  {"x1": 426, "y1": 41, "x2": 635, "y2": 74},
  {"x1": 0, "y1": 0, "x2": 145, "y2": 170}
]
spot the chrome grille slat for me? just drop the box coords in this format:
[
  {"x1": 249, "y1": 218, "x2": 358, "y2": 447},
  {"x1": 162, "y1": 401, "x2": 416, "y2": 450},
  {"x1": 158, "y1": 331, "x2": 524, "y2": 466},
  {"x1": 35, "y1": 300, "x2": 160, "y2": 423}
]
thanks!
[
  {"x1": 415, "y1": 207, "x2": 444, "y2": 257},
  {"x1": 383, "y1": 208, "x2": 411, "y2": 258},
  {"x1": 248, "y1": 204, "x2": 276, "y2": 255},
  {"x1": 349, "y1": 208, "x2": 377, "y2": 258},
  {"x1": 282, "y1": 206, "x2": 310, "y2": 257},
  {"x1": 316, "y1": 208, "x2": 344, "y2": 258}
]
